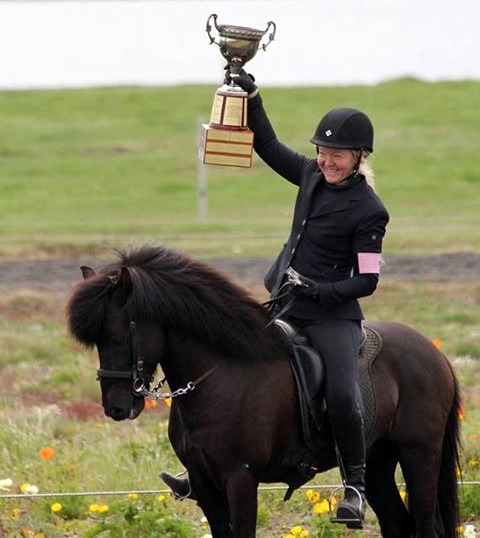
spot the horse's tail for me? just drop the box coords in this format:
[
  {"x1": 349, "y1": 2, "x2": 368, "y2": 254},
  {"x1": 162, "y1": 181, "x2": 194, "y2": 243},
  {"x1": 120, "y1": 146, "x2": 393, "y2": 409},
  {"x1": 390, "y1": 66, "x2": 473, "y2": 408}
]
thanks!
[{"x1": 436, "y1": 372, "x2": 462, "y2": 538}]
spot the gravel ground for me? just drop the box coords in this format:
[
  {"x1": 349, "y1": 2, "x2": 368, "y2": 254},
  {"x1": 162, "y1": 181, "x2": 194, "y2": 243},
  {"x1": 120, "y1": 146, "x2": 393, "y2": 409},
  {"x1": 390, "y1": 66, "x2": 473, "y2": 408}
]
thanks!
[{"x1": 0, "y1": 252, "x2": 478, "y2": 290}]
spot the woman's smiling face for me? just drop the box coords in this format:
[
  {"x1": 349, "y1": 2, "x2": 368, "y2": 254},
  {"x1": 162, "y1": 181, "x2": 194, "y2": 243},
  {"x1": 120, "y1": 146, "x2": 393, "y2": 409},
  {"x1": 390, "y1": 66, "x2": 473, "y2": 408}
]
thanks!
[{"x1": 316, "y1": 146, "x2": 358, "y2": 184}]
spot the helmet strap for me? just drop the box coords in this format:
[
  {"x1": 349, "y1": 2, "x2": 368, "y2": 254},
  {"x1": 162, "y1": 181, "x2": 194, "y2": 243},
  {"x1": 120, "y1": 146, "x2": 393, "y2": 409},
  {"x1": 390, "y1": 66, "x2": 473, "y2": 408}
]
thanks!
[{"x1": 351, "y1": 149, "x2": 364, "y2": 176}]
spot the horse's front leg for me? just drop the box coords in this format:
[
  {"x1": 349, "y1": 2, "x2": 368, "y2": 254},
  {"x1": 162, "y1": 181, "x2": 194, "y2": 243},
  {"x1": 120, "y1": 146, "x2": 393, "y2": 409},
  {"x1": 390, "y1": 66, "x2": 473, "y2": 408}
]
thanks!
[
  {"x1": 193, "y1": 467, "x2": 259, "y2": 538},
  {"x1": 186, "y1": 470, "x2": 233, "y2": 538},
  {"x1": 224, "y1": 467, "x2": 259, "y2": 538}
]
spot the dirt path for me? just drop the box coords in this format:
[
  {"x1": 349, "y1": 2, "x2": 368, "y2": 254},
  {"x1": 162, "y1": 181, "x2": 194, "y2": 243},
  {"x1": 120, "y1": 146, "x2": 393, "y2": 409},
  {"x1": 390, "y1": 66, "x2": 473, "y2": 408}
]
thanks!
[{"x1": 0, "y1": 252, "x2": 478, "y2": 290}]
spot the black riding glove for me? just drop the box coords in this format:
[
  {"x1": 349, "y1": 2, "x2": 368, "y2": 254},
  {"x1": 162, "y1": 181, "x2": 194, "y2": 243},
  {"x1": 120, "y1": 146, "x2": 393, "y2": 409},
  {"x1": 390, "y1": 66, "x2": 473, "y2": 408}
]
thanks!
[
  {"x1": 289, "y1": 274, "x2": 320, "y2": 297},
  {"x1": 224, "y1": 67, "x2": 257, "y2": 95}
]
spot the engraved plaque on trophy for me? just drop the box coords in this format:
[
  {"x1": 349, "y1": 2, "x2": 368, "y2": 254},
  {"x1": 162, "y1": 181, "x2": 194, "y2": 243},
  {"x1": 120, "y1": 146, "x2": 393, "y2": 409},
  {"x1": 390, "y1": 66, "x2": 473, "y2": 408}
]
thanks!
[{"x1": 199, "y1": 14, "x2": 276, "y2": 168}]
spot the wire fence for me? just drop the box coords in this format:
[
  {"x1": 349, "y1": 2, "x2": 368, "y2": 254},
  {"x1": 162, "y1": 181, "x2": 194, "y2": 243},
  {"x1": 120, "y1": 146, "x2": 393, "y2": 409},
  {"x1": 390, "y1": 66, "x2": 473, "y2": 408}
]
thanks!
[{"x1": 2, "y1": 481, "x2": 480, "y2": 500}]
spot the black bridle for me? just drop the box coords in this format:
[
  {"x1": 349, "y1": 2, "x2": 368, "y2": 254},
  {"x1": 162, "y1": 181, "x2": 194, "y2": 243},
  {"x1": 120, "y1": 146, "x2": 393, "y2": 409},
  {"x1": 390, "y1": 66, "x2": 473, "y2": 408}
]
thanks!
[
  {"x1": 96, "y1": 321, "x2": 152, "y2": 394},
  {"x1": 95, "y1": 320, "x2": 218, "y2": 400}
]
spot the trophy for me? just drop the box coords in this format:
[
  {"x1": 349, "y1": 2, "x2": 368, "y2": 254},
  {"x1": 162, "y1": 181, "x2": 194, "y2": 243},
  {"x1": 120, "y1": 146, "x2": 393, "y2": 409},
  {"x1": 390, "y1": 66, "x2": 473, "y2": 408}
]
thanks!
[{"x1": 199, "y1": 14, "x2": 276, "y2": 168}]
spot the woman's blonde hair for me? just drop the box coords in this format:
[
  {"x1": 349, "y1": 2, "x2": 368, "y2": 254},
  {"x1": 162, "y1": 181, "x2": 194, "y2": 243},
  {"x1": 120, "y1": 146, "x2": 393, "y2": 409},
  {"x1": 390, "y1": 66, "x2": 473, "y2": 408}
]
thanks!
[{"x1": 354, "y1": 150, "x2": 375, "y2": 190}]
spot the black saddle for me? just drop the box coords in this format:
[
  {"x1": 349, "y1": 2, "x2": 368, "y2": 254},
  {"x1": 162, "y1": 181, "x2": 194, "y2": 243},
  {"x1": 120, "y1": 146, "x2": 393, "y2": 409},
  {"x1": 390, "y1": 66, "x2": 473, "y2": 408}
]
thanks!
[
  {"x1": 275, "y1": 319, "x2": 378, "y2": 449},
  {"x1": 275, "y1": 319, "x2": 326, "y2": 449}
]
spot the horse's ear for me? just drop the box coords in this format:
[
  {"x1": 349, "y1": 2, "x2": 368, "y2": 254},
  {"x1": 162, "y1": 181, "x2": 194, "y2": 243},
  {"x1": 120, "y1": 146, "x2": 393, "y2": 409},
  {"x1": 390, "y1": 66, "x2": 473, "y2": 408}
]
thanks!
[
  {"x1": 119, "y1": 266, "x2": 132, "y2": 289},
  {"x1": 81, "y1": 266, "x2": 96, "y2": 279}
]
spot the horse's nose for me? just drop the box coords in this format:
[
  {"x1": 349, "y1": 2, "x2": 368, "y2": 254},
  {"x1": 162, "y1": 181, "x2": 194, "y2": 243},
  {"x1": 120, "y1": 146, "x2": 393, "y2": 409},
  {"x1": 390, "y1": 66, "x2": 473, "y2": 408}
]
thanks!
[{"x1": 106, "y1": 405, "x2": 130, "y2": 421}]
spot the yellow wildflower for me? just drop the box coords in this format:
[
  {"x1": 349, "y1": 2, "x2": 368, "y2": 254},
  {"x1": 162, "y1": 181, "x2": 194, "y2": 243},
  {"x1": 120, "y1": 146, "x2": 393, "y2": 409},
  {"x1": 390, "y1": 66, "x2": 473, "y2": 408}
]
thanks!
[
  {"x1": 128, "y1": 493, "x2": 139, "y2": 500},
  {"x1": 313, "y1": 499, "x2": 330, "y2": 514},
  {"x1": 50, "y1": 502, "x2": 62, "y2": 513},
  {"x1": 306, "y1": 489, "x2": 320, "y2": 503},
  {"x1": 20, "y1": 483, "x2": 39, "y2": 494},
  {"x1": 290, "y1": 525, "x2": 303, "y2": 535},
  {"x1": 164, "y1": 397, "x2": 172, "y2": 408}
]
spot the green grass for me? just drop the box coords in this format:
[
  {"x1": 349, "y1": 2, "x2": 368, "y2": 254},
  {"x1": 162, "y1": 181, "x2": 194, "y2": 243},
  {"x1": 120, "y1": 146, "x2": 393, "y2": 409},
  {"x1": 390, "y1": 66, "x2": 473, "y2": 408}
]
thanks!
[
  {"x1": 1, "y1": 79, "x2": 480, "y2": 258},
  {"x1": 0, "y1": 282, "x2": 479, "y2": 537}
]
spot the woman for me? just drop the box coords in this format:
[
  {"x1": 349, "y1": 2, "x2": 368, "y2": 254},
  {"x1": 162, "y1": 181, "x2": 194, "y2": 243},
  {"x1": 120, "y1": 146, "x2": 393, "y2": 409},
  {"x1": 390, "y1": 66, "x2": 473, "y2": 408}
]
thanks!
[{"x1": 162, "y1": 70, "x2": 389, "y2": 527}]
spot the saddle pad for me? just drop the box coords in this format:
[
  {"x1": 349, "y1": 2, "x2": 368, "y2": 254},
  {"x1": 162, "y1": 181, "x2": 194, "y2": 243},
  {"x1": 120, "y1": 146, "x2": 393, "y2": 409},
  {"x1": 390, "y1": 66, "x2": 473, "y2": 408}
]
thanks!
[{"x1": 359, "y1": 323, "x2": 383, "y2": 439}]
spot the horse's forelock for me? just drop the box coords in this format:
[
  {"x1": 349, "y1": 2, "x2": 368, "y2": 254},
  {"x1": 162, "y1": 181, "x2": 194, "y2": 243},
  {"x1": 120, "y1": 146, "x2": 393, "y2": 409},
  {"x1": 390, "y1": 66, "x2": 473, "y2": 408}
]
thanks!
[{"x1": 67, "y1": 274, "x2": 111, "y2": 347}]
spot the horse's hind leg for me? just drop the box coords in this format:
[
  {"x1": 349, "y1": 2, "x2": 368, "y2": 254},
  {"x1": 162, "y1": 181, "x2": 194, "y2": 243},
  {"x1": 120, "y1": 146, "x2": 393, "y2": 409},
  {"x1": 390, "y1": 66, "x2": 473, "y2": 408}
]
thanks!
[
  {"x1": 366, "y1": 440, "x2": 413, "y2": 538},
  {"x1": 398, "y1": 443, "x2": 442, "y2": 538}
]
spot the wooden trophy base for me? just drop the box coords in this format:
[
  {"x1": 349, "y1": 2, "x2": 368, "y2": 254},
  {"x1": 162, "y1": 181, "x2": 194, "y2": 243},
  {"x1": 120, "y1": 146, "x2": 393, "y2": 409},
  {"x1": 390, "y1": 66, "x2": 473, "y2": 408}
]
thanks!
[
  {"x1": 199, "y1": 86, "x2": 254, "y2": 168},
  {"x1": 199, "y1": 124, "x2": 254, "y2": 168}
]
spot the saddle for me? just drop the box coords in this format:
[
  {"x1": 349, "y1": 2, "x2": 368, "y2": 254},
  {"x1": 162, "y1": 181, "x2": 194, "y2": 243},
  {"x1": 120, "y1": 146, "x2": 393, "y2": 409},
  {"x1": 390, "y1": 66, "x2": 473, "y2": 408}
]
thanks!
[{"x1": 275, "y1": 319, "x2": 383, "y2": 449}]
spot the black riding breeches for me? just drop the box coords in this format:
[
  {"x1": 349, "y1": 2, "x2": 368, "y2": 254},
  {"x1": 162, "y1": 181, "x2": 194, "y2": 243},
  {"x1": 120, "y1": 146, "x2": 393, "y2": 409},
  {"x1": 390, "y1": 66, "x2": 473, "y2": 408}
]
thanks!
[{"x1": 286, "y1": 317, "x2": 363, "y2": 423}]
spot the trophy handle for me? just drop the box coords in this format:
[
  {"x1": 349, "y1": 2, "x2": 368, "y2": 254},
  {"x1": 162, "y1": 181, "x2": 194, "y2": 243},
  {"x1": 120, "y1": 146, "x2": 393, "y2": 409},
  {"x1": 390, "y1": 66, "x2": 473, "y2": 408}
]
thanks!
[
  {"x1": 260, "y1": 21, "x2": 276, "y2": 51},
  {"x1": 206, "y1": 13, "x2": 220, "y2": 46}
]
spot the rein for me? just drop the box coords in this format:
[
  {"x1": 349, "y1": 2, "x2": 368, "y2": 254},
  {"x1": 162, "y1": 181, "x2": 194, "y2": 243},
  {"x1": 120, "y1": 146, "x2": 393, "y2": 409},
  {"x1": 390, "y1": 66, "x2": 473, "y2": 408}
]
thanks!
[
  {"x1": 263, "y1": 281, "x2": 295, "y2": 327},
  {"x1": 96, "y1": 321, "x2": 218, "y2": 400}
]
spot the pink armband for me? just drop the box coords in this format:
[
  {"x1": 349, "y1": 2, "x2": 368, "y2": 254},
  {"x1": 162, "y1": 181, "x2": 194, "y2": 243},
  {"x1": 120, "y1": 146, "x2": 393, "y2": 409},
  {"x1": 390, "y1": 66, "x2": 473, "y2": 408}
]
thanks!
[{"x1": 358, "y1": 252, "x2": 382, "y2": 274}]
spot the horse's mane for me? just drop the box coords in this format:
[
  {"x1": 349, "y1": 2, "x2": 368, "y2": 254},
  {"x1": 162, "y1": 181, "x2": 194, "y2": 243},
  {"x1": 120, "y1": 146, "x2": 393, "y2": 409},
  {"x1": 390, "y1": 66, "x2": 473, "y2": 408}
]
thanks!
[{"x1": 67, "y1": 244, "x2": 286, "y2": 361}]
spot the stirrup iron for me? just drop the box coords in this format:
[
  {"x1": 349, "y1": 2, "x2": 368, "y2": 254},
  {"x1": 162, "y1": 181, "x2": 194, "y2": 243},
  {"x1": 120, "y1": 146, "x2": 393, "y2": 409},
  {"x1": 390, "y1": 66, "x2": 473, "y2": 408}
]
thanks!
[{"x1": 329, "y1": 485, "x2": 364, "y2": 529}]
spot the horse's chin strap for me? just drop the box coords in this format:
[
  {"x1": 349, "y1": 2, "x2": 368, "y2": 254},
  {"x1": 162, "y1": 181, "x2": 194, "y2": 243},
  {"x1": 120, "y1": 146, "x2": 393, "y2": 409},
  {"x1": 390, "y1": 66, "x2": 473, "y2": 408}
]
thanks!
[{"x1": 136, "y1": 364, "x2": 220, "y2": 401}]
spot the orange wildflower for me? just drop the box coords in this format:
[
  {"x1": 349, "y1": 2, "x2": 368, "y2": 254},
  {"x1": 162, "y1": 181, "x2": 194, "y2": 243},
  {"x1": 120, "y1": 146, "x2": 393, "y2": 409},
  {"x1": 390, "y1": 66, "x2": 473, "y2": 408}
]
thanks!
[
  {"x1": 144, "y1": 400, "x2": 158, "y2": 410},
  {"x1": 431, "y1": 339, "x2": 443, "y2": 349},
  {"x1": 39, "y1": 446, "x2": 56, "y2": 460},
  {"x1": 458, "y1": 408, "x2": 465, "y2": 421}
]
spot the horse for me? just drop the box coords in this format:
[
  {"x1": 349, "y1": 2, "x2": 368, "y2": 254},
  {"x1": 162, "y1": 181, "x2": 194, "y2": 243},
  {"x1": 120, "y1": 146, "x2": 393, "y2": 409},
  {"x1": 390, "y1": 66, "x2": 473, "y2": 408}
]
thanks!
[{"x1": 66, "y1": 244, "x2": 461, "y2": 538}]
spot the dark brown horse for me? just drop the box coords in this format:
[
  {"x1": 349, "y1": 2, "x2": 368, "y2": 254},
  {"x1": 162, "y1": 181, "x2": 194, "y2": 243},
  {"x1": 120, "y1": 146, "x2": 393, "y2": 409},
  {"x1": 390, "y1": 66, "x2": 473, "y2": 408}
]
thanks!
[{"x1": 67, "y1": 244, "x2": 461, "y2": 538}]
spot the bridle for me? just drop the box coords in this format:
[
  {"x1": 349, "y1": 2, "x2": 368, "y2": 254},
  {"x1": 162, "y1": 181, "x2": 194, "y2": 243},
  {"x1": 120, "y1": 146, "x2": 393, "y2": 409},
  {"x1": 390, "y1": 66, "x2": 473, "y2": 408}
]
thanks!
[
  {"x1": 96, "y1": 321, "x2": 151, "y2": 394},
  {"x1": 96, "y1": 321, "x2": 218, "y2": 400}
]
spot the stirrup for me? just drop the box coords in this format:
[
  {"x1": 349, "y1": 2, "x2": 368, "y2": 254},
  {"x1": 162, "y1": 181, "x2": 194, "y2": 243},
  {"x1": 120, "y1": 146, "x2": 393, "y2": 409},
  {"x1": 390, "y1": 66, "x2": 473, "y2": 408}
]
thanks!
[{"x1": 329, "y1": 485, "x2": 364, "y2": 529}]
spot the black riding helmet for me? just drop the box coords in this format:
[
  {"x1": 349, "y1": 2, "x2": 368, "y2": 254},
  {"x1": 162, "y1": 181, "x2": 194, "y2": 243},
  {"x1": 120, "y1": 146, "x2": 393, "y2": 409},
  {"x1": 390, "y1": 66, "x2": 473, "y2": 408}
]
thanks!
[{"x1": 310, "y1": 107, "x2": 374, "y2": 153}]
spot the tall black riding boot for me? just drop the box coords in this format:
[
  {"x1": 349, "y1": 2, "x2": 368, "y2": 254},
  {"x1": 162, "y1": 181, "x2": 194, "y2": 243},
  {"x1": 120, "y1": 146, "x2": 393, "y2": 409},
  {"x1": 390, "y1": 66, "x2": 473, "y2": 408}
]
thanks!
[
  {"x1": 160, "y1": 472, "x2": 195, "y2": 500},
  {"x1": 330, "y1": 409, "x2": 366, "y2": 529}
]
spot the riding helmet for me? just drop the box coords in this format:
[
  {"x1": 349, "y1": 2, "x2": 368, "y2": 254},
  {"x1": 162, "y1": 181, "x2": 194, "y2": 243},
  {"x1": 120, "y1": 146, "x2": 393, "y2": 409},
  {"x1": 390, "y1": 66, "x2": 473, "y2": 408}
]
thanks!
[{"x1": 310, "y1": 107, "x2": 374, "y2": 153}]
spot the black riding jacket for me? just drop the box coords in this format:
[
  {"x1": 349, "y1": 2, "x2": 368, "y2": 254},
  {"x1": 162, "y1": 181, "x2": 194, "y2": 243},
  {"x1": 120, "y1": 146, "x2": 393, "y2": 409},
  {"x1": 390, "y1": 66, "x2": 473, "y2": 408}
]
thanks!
[{"x1": 248, "y1": 93, "x2": 389, "y2": 320}]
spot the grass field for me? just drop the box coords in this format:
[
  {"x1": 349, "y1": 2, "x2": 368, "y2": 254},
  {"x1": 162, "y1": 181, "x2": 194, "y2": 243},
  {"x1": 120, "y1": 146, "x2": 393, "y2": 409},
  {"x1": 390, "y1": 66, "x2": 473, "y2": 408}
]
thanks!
[
  {"x1": 0, "y1": 79, "x2": 480, "y2": 258},
  {"x1": 0, "y1": 80, "x2": 480, "y2": 537},
  {"x1": 0, "y1": 280, "x2": 479, "y2": 537}
]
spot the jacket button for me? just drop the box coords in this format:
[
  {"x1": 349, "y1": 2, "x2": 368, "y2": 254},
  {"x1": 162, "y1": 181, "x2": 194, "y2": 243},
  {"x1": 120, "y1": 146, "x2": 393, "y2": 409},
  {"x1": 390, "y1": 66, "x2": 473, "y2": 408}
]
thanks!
[
  {"x1": 291, "y1": 248, "x2": 296, "y2": 254},
  {"x1": 302, "y1": 219, "x2": 306, "y2": 225},
  {"x1": 296, "y1": 234, "x2": 301, "y2": 239}
]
